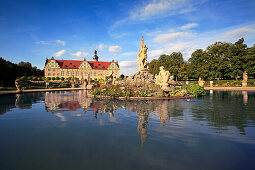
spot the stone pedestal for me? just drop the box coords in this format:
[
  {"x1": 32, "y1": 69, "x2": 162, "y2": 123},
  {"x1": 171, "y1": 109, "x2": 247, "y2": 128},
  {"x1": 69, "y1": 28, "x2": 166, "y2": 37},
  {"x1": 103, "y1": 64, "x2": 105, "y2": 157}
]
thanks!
[
  {"x1": 242, "y1": 81, "x2": 248, "y2": 87},
  {"x1": 159, "y1": 83, "x2": 171, "y2": 92},
  {"x1": 210, "y1": 81, "x2": 213, "y2": 87}
]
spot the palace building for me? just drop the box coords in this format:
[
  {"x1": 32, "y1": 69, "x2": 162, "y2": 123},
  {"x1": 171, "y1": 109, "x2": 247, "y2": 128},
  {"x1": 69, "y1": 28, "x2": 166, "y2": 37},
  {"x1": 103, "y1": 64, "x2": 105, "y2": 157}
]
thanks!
[{"x1": 44, "y1": 50, "x2": 120, "y2": 80}]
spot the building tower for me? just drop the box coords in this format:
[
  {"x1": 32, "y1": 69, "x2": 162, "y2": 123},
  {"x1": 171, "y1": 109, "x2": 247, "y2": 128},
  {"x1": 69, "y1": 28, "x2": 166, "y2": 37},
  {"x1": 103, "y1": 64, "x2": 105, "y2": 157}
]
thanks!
[{"x1": 93, "y1": 50, "x2": 99, "y2": 61}]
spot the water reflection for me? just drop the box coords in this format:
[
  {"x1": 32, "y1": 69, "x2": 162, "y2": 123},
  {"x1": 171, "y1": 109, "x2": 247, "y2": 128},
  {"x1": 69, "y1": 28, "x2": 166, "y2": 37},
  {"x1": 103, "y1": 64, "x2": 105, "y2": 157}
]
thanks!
[{"x1": 1, "y1": 90, "x2": 255, "y2": 146}]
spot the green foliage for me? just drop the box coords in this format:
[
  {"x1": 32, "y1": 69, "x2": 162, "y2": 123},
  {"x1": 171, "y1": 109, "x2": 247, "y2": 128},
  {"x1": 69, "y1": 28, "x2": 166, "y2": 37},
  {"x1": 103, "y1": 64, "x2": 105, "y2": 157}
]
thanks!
[
  {"x1": 120, "y1": 74, "x2": 125, "y2": 80},
  {"x1": 68, "y1": 77, "x2": 72, "y2": 80},
  {"x1": 186, "y1": 85, "x2": 206, "y2": 97},
  {"x1": 32, "y1": 77, "x2": 37, "y2": 81},
  {"x1": 27, "y1": 76, "x2": 32, "y2": 80},
  {"x1": 123, "y1": 89, "x2": 132, "y2": 97},
  {"x1": 92, "y1": 89, "x2": 102, "y2": 95},
  {"x1": 61, "y1": 77, "x2": 65, "y2": 81},
  {"x1": 47, "y1": 77, "x2": 51, "y2": 80},
  {"x1": 148, "y1": 38, "x2": 255, "y2": 80},
  {"x1": 138, "y1": 90, "x2": 150, "y2": 97},
  {"x1": 0, "y1": 57, "x2": 44, "y2": 86},
  {"x1": 52, "y1": 77, "x2": 56, "y2": 80},
  {"x1": 56, "y1": 77, "x2": 60, "y2": 80}
]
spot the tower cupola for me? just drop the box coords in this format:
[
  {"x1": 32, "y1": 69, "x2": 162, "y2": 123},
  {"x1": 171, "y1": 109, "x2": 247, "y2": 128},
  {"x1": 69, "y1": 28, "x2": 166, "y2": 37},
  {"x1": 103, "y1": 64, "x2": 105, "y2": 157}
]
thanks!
[{"x1": 93, "y1": 50, "x2": 99, "y2": 61}]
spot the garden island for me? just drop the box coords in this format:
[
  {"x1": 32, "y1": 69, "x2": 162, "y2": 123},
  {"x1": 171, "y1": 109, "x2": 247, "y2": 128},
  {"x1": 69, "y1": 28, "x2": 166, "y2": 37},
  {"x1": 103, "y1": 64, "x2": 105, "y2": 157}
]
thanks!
[{"x1": 90, "y1": 36, "x2": 205, "y2": 99}]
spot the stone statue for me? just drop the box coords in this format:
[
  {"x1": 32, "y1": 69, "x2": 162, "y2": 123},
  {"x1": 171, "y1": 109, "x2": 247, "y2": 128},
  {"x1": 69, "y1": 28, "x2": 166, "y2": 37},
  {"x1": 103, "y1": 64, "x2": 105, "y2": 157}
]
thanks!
[
  {"x1": 242, "y1": 71, "x2": 248, "y2": 87},
  {"x1": 70, "y1": 76, "x2": 75, "y2": 88},
  {"x1": 84, "y1": 79, "x2": 88, "y2": 89},
  {"x1": 104, "y1": 71, "x2": 114, "y2": 85},
  {"x1": 155, "y1": 66, "x2": 171, "y2": 91},
  {"x1": 198, "y1": 77, "x2": 205, "y2": 87},
  {"x1": 15, "y1": 77, "x2": 28, "y2": 92},
  {"x1": 137, "y1": 36, "x2": 148, "y2": 71}
]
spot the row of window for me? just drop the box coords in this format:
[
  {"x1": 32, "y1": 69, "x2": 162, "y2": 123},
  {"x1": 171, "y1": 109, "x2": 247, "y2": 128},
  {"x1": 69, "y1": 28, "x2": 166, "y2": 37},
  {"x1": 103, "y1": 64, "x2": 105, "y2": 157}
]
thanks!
[
  {"x1": 47, "y1": 69, "x2": 116, "y2": 72},
  {"x1": 48, "y1": 71, "x2": 117, "y2": 76}
]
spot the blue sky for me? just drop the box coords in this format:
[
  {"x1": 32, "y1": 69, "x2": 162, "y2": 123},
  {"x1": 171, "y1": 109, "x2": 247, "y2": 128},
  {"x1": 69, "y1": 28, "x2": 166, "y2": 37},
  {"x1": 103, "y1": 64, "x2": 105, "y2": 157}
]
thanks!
[{"x1": 0, "y1": 0, "x2": 255, "y2": 75}]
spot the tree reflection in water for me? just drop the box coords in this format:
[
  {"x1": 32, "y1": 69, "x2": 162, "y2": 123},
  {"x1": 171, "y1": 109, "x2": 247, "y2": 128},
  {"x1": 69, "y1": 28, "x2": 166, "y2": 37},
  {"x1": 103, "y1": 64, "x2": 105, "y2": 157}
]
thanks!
[{"x1": 1, "y1": 90, "x2": 255, "y2": 146}]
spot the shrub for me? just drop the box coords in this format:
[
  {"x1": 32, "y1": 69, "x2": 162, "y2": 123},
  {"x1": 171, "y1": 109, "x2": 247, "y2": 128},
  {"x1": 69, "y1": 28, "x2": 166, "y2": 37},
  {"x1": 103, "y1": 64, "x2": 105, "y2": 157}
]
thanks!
[
  {"x1": 68, "y1": 77, "x2": 72, "y2": 80},
  {"x1": 61, "y1": 77, "x2": 65, "y2": 81},
  {"x1": 47, "y1": 77, "x2": 51, "y2": 81},
  {"x1": 56, "y1": 77, "x2": 60, "y2": 80},
  {"x1": 27, "y1": 76, "x2": 32, "y2": 80},
  {"x1": 58, "y1": 82, "x2": 71, "y2": 88},
  {"x1": 92, "y1": 89, "x2": 102, "y2": 95},
  {"x1": 123, "y1": 89, "x2": 132, "y2": 97},
  {"x1": 42, "y1": 77, "x2": 46, "y2": 80},
  {"x1": 139, "y1": 91, "x2": 147, "y2": 97},
  {"x1": 52, "y1": 77, "x2": 56, "y2": 80},
  {"x1": 32, "y1": 77, "x2": 37, "y2": 81},
  {"x1": 186, "y1": 85, "x2": 205, "y2": 97}
]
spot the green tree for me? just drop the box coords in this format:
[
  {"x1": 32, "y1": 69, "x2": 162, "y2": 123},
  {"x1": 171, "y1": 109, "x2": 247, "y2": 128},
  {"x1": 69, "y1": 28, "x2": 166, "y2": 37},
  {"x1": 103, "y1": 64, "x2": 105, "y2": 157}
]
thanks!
[
  {"x1": 205, "y1": 42, "x2": 232, "y2": 80},
  {"x1": 229, "y1": 38, "x2": 248, "y2": 79},
  {"x1": 188, "y1": 49, "x2": 209, "y2": 80},
  {"x1": 148, "y1": 59, "x2": 160, "y2": 75}
]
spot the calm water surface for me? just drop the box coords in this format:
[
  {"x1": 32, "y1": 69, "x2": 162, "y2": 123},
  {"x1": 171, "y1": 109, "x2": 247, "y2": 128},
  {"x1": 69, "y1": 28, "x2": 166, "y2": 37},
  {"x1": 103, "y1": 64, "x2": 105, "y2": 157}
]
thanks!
[{"x1": 0, "y1": 90, "x2": 255, "y2": 170}]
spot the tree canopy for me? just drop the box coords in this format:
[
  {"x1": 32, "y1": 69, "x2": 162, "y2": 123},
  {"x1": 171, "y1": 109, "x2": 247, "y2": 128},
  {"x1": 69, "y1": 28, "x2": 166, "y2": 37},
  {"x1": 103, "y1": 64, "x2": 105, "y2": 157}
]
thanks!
[
  {"x1": 0, "y1": 57, "x2": 44, "y2": 86},
  {"x1": 148, "y1": 38, "x2": 255, "y2": 80}
]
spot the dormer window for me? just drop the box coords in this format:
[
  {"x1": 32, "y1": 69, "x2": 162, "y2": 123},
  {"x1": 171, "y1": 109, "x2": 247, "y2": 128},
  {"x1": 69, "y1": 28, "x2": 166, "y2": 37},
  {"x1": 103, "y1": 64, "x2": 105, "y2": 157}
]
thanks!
[
  {"x1": 95, "y1": 66, "x2": 97, "y2": 68},
  {"x1": 102, "y1": 66, "x2": 105, "y2": 68},
  {"x1": 65, "y1": 65, "x2": 68, "y2": 67},
  {"x1": 73, "y1": 65, "x2": 76, "y2": 68},
  {"x1": 70, "y1": 63, "x2": 72, "y2": 65}
]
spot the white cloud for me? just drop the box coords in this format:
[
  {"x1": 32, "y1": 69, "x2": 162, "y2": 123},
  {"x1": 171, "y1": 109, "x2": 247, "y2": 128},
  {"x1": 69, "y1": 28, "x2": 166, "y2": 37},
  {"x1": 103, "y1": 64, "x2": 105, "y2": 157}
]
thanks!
[
  {"x1": 129, "y1": 0, "x2": 193, "y2": 20},
  {"x1": 148, "y1": 42, "x2": 195, "y2": 60},
  {"x1": 148, "y1": 49, "x2": 164, "y2": 58},
  {"x1": 56, "y1": 40, "x2": 66, "y2": 46},
  {"x1": 35, "y1": 41, "x2": 50, "y2": 45},
  {"x1": 181, "y1": 22, "x2": 199, "y2": 30},
  {"x1": 53, "y1": 49, "x2": 66, "y2": 57},
  {"x1": 153, "y1": 32, "x2": 196, "y2": 43},
  {"x1": 222, "y1": 27, "x2": 255, "y2": 40},
  {"x1": 70, "y1": 51, "x2": 89, "y2": 58},
  {"x1": 119, "y1": 60, "x2": 138, "y2": 75},
  {"x1": 109, "y1": 45, "x2": 122, "y2": 54},
  {"x1": 98, "y1": 43, "x2": 105, "y2": 51},
  {"x1": 35, "y1": 40, "x2": 66, "y2": 46}
]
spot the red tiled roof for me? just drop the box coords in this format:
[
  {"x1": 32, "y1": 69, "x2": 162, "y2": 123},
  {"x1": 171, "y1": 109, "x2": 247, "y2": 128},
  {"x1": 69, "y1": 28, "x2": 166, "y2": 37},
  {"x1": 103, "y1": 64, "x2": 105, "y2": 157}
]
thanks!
[{"x1": 46, "y1": 59, "x2": 118, "y2": 69}]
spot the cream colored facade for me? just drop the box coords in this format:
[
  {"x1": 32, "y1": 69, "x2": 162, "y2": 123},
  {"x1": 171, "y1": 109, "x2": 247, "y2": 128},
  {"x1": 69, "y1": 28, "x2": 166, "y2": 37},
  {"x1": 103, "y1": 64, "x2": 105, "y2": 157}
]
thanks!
[{"x1": 44, "y1": 58, "x2": 120, "y2": 80}]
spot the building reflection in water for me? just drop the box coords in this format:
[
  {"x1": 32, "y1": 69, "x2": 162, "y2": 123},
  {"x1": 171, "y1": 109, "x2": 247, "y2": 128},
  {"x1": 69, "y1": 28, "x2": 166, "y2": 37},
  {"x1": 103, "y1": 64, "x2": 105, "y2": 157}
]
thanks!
[
  {"x1": 44, "y1": 91, "x2": 178, "y2": 148},
  {"x1": 3, "y1": 90, "x2": 254, "y2": 148}
]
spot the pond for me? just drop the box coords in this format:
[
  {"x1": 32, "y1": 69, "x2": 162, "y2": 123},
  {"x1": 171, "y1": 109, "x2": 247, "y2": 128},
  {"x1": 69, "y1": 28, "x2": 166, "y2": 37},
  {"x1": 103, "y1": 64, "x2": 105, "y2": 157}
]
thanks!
[{"x1": 0, "y1": 90, "x2": 255, "y2": 170}]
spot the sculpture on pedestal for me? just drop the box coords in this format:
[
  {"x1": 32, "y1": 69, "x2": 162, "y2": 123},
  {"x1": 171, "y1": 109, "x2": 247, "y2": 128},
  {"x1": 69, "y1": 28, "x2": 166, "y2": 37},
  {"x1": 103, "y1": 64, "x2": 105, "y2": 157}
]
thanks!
[
  {"x1": 155, "y1": 66, "x2": 171, "y2": 91},
  {"x1": 15, "y1": 77, "x2": 28, "y2": 92},
  {"x1": 104, "y1": 71, "x2": 114, "y2": 85},
  {"x1": 137, "y1": 36, "x2": 148, "y2": 72},
  {"x1": 242, "y1": 71, "x2": 248, "y2": 87},
  {"x1": 198, "y1": 77, "x2": 205, "y2": 87}
]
